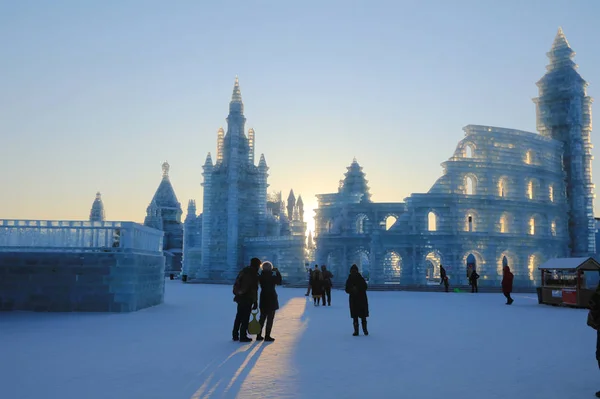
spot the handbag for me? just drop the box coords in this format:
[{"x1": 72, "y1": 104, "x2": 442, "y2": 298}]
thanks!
[{"x1": 248, "y1": 310, "x2": 262, "y2": 335}]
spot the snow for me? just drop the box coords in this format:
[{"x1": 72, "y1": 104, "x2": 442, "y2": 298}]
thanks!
[{"x1": 1, "y1": 280, "x2": 598, "y2": 399}]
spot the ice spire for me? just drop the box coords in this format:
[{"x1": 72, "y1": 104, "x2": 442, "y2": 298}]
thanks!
[
  {"x1": 287, "y1": 189, "x2": 296, "y2": 220},
  {"x1": 339, "y1": 158, "x2": 372, "y2": 202},
  {"x1": 297, "y1": 195, "x2": 304, "y2": 221},
  {"x1": 546, "y1": 27, "x2": 576, "y2": 71},
  {"x1": 186, "y1": 199, "x2": 197, "y2": 222},
  {"x1": 162, "y1": 161, "x2": 170, "y2": 178},
  {"x1": 89, "y1": 191, "x2": 106, "y2": 222},
  {"x1": 227, "y1": 76, "x2": 244, "y2": 114},
  {"x1": 204, "y1": 152, "x2": 213, "y2": 168}
]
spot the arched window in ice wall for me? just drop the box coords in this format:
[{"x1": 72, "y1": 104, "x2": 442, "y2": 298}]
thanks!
[
  {"x1": 464, "y1": 143, "x2": 474, "y2": 158},
  {"x1": 355, "y1": 214, "x2": 368, "y2": 234},
  {"x1": 383, "y1": 251, "x2": 402, "y2": 281},
  {"x1": 350, "y1": 249, "x2": 370, "y2": 281},
  {"x1": 549, "y1": 185, "x2": 554, "y2": 202},
  {"x1": 498, "y1": 177, "x2": 508, "y2": 197},
  {"x1": 499, "y1": 214, "x2": 509, "y2": 233},
  {"x1": 526, "y1": 180, "x2": 534, "y2": 200},
  {"x1": 528, "y1": 254, "x2": 542, "y2": 281},
  {"x1": 326, "y1": 219, "x2": 333, "y2": 233},
  {"x1": 528, "y1": 217, "x2": 536, "y2": 235},
  {"x1": 498, "y1": 253, "x2": 515, "y2": 275},
  {"x1": 425, "y1": 252, "x2": 442, "y2": 283},
  {"x1": 465, "y1": 175, "x2": 476, "y2": 195},
  {"x1": 524, "y1": 150, "x2": 533, "y2": 165},
  {"x1": 465, "y1": 212, "x2": 476, "y2": 232},
  {"x1": 384, "y1": 215, "x2": 397, "y2": 231},
  {"x1": 465, "y1": 252, "x2": 480, "y2": 278},
  {"x1": 550, "y1": 220, "x2": 557, "y2": 236},
  {"x1": 427, "y1": 212, "x2": 437, "y2": 231}
]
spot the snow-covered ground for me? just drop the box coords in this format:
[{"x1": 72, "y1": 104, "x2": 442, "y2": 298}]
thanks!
[{"x1": 1, "y1": 280, "x2": 598, "y2": 399}]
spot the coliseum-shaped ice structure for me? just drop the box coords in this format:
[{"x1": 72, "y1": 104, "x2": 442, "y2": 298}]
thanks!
[{"x1": 314, "y1": 28, "x2": 595, "y2": 288}]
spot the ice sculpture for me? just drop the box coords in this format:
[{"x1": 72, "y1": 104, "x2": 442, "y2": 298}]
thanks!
[
  {"x1": 143, "y1": 161, "x2": 184, "y2": 274},
  {"x1": 89, "y1": 192, "x2": 106, "y2": 222},
  {"x1": 182, "y1": 78, "x2": 307, "y2": 282},
  {"x1": 314, "y1": 28, "x2": 594, "y2": 288}
]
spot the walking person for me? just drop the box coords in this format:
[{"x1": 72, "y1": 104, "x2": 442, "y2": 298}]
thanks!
[
  {"x1": 321, "y1": 265, "x2": 334, "y2": 306},
  {"x1": 586, "y1": 283, "x2": 600, "y2": 397},
  {"x1": 311, "y1": 265, "x2": 323, "y2": 306},
  {"x1": 439, "y1": 265, "x2": 447, "y2": 286},
  {"x1": 256, "y1": 261, "x2": 282, "y2": 342},
  {"x1": 345, "y1": 264, "x2": 369, "y2": 336},
  {"x1": 232, "y1": 257, "x2": 261, "y2": 342},
  {"x1": 469, "y1": 270, "x2": 480, "y2": 293},
  {"x1": 443, "y1": 275, "x2": 450, "y2": 292},
  {"x1": 502, "y1": 265, "x2": 514, "y2": 305}
]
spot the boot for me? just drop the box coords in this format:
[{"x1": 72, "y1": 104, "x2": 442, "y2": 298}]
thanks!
[
  {"x1": 256, "y1": 334, "x2": 264, "y2": 341},
  {"x1": 595, "y1": 391, "x2": 600, "y2": 398},
  {"x1": 508, "y1": 297, "x2": 514, "y2": 305},
  {"x1": 353, "y1": 320, "x2": 359, "y2": 336},
  {"x1": 264, "y1": 336, "x2": 275, "y2": 342},
  {"x1": 361, "y1": 319, "x2": 369, "y2": 336}
]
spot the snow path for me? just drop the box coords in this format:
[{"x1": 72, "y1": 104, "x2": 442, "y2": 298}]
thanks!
[{"x1": 0, "y1": 281, "x2": 598, "y2": 399}]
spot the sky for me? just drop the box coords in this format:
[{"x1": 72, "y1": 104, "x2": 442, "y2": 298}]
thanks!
[{"x1": 1, "y1": 0, "x2": 600, "y2": 235}]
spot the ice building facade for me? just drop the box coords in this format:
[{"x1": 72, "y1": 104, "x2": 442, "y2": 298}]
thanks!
[
  {"x1": 144, "y1": 162, "x2": 184, "y2": 274},
  {"x1": 315, "y1": 28, "x2": 595, "y2": 288},
  {"x1": 89, "y1": 192, "x2": 106, "y2": 222},
  {"x1": 182, "y1": 78, "x2": 307, "y2": 282}
]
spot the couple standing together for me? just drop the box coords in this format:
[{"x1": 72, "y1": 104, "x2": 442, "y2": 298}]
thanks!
[{"x1": 232, "y1": 258, "x2": 281, "y2": 342}]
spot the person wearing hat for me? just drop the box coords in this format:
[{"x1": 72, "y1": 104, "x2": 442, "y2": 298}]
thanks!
[{"x1": 256, "y1": 261, "x2": 282, "y2": 342}]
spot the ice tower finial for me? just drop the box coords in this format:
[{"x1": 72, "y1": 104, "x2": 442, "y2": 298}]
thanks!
[
  {"x1": 231, "y1": 76, "x2": 242, "y2": 103},
  {"x1": 546, "y1": 27, "x2": 576, "y2": 71},
  {"x1": 162, "y1": 161, "x2": 170, "y2": 178}
]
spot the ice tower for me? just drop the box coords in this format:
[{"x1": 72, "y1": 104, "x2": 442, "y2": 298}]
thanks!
[
  {"x1": 534, "y1": 28, "x2": 596, "y2": 256},
  {"x1": 182, "y1": 78, "x2": 307, "y2": 282},
  {"x1": 89, "y1": 192, "x2": 105, "y2": 222}
]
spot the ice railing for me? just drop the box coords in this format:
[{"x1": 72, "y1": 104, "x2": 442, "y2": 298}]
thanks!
[{"x1": 0, "y1": 220, "x2": 163, "y2": 253}]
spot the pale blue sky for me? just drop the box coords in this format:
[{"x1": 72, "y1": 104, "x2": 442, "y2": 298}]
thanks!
[{"x1": 1, "y1": 0, "x2": 599, "y2": 233}]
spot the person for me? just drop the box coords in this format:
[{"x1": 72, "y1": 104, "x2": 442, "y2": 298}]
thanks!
[
  {"x1": 232, "y1": 257, "x2": 260, "y2": 342},
  {"x1": 345, "y1": 264, "x2": 369, "y2": 336},
  {"x1": 502, "y1": 265, "x2": 514, "y2": 305},
  {"x1": 586, "y1": 283, "x2": 600, "y2": 397},
  {"x1": 443, "y1": 275, "x2": 449, "y2": 292},
  {"x1": 439, "y1": 265, "x2": 447, "y2": 286},
  {"x1": 305, "y1": 266, "x2": 315, "y2": 296},
  {"x1": 311, "y1": 265, "x2": 323, "y2": 306},
  {"x1": 469, "y1": 270, "x2": 480, "y2": 293},
  {"x1": 256, "y1": 261, "x2": 282, "y2": 342},
  {"x1": 321, "y1": 265, "x2": 334, "y2": 306}
]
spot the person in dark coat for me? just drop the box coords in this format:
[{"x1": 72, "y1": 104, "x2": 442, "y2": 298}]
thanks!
[
  {"x1": 443, "y1": 275, "x2": 450, "y2": 292},
  {"x1": 232, "y1": 257, "x2": 260, "y2": 342},
  {"x1": 305, "y1": 266, "x2": 315, "y2": 296},
  {"x1": 501, "y1": 265, "x2": 514, "y2": 305},
  {"x1": 469, "y1": 270, "x2": 480, "y2": 293},
  {"x1": 321, "y1": 265, "x2": 334, "y2": 306},
  {"x1": 311, "y1": 265, "x2": 323, "y2": 306},
  {"x1": 345, "y1": 264, "x2": 369, "y2": 336},
  {"x1": 256, "y1": 261, "x2": 282, "y2": 342},
  {"x1": 587, "y1": 283, "x2": 600, "y2": 397},
  {"x1": 439, "y1": 265, "x2": 447, "y2": 286}
]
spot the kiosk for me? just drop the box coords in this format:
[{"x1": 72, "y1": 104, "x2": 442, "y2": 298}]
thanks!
[{"x1": 538, "y1": 257, "x2": 600, "y2": 308}]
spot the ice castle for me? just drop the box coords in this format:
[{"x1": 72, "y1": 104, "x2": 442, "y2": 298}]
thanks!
[
  {"x1": 181, "y1": 78, "x2": 307, "y2": 282},
  {"x1": 314, "y1": 28, "x2": 595, "y2": 288}
]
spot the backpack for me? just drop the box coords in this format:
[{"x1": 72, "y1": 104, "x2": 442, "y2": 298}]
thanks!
[{"x1": 233, "y1": 270, "x2": 245, "y2": 296}]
